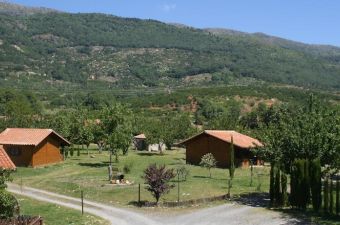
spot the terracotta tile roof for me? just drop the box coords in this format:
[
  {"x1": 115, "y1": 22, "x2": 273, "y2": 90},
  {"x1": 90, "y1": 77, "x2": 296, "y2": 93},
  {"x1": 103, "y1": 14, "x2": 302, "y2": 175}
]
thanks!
[
  {"x1": 0, "y1": 145, "x2": 16, "y2": 170},
  {"x1": 0, "y1": 128, "x2": 70, "y2": 146},
  {"x1": 180, "y1": 130, "x2": 263, "y2": 149},
  {"x1": 134, "y1": 133, "x2": 146, "y2": 139}
]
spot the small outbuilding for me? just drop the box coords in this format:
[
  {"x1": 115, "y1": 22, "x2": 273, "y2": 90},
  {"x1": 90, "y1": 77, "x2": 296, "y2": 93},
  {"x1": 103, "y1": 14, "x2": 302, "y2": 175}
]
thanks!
[
  {"x1": 133, "y1": 133, "x2": 166, "y2": 152},
  {"x1": 180, "y1": 130, "x2": 263, "y2": 168},
  {"x1": 0, "y1": 128, "x2": 70, "y2": 167},
  {"x1": 133, "y1": 134, "x2": 147, "y2": 150}
]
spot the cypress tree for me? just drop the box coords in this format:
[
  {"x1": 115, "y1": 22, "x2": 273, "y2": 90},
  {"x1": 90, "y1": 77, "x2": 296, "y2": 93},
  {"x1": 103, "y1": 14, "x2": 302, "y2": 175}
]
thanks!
[
  {"x1": 77, "y1": 148, "x2": 80, "y2": 156},
  {"x1": 269, "y1": 162, "x2": 275, "y2": 206},
  {"x1": 324, "y1": 178, "x2": 329, "y2": 214},
  {"x1": 302, "y1": 159, "x2": 310, "y2": 210},
  {"x1": 229, "y1": 136, "x2": 235, "y2": 180},
  {"x1": 274, "y1": 165, "x2": 281, "y2": 205},
  {"x1": 336, "y1": 180, "x2": 339, "y2": 216},
  {"x1": 281, "y1": 171, "x2": 288, "y2": 206},
  {"x1": 310, "y1": 159, "x2": 322, "y2": 212},
  {"x1": 330, "y1": 180, "x2": 334, "y2": 214},
  {"x1": 291, "y1": 159, "x2": 309, "y2": 209},
  {"x1": 290, "y1": 161, "x2": 298, "y2": 208}
]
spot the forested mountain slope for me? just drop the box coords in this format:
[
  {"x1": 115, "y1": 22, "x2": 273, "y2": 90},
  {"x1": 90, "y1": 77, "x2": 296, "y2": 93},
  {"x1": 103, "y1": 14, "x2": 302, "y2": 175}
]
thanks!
[{"x1": 1, "y1": 2, "x2": 340, "y2": 89}]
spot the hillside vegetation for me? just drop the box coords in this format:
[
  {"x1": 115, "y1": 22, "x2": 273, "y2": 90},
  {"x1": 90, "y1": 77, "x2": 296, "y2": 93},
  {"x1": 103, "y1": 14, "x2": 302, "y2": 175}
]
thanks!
[{"x1": 1, "y1": 2, "x2": 340, "y2": 90}]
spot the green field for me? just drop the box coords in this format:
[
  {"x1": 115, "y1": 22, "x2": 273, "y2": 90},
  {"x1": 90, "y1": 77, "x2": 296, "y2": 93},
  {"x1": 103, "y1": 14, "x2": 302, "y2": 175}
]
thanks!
[
  {"x1": 15, "y1": 194, "x2": 109, "y2": 225},
  {"x1": 12, "y1": 148, "x2": 269, "y2": 207}
]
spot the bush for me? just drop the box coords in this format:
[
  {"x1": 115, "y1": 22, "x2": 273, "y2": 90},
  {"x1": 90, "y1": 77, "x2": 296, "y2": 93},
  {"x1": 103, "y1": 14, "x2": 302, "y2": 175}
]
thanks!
[
  {"x1": 177, "y1": 166, "x2": 190, "y2": 181},
  {"x1": 199, "y1": 153, "x2": 217, "y2": 178},
  {"x1": 143, "y1": 164, "x2": 175, "y2": 203},
  {"x1": 123, "y1": 162, "x2": 134, "y2": 174},
  {"x1": 0, "y1": 191, "x2": 18, "y2": 219}
]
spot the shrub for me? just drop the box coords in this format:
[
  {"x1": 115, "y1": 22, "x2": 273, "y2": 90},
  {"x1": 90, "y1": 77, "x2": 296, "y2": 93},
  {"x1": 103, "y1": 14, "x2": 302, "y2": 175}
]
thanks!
[
  {"x1": 0, "y1": 191, "x2": 18, "y2": 219},
  {"x1": 143, "y1": 164, "x2": 175, "y2": 203},
  {"x1": 200, "y1": 153, "x2": 217, "y2": 178},
  {"x1": 177, "y1": 166, "x2": 190, "y2": 181},
  {"x1": 123, "y1": 162, "x2": 134, "y2": 174}
]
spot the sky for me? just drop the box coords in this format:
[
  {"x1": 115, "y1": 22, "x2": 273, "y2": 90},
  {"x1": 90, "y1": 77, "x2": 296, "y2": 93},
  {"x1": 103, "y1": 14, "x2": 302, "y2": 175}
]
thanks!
[{"x1": 6, "y1": 0, "x2": 340, "y2": 47}]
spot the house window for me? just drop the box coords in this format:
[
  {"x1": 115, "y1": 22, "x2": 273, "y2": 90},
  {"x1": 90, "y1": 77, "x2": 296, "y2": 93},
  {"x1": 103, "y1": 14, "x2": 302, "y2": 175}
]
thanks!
[{"x1": 8, "y1": 147, "x2": 22, "y2": 157}]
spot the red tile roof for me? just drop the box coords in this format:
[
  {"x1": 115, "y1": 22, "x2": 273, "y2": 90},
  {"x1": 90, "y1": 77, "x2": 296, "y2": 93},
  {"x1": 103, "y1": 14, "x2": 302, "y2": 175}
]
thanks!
[
  {"x1": 0, "y1": 128, "x2": 70, "y2": 146},
  {"x1": 0, "y1": 145, "x2": 16, "y2": 170},
  {"x1": 134, "y1": 133, "x2": 146, "y2": 139},
  {"x1": 180, "y1": 130, "x2": 263, "y2": 149}
]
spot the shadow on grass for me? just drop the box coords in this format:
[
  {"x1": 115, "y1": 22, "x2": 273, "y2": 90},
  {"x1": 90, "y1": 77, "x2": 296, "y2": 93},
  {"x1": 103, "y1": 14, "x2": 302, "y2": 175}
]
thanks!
[
  {"x1": 136, "y1": 152, "x2": 164, "y2": 157},
  {"x1": 78, "y1": 162, "x2": 110, "y2": 168},
  {"x1": 192, "y1": 175, "x2": 228, "y2": 181}
]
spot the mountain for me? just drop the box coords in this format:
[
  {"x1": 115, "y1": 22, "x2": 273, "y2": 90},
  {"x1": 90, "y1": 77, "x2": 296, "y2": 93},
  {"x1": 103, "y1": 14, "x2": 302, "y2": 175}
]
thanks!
[
  {"x1": 0, "y1": 1, "x2": 57, "y2": 15},
  {"x1": 1, "y1": 2, "x2": 340, "y2": 90}
]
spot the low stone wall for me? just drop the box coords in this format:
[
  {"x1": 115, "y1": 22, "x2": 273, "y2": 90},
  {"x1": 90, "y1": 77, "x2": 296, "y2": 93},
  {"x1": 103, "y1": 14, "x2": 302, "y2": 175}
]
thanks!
[{"x1": 137, "y1": 194, "x2": 229, "y2": 207}]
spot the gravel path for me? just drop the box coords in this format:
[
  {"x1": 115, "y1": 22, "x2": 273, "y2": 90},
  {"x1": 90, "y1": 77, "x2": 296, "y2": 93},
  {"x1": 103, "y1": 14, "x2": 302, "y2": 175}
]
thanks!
[{"x1": 8, "y1": 183, "x2": 305, "y2": 225}]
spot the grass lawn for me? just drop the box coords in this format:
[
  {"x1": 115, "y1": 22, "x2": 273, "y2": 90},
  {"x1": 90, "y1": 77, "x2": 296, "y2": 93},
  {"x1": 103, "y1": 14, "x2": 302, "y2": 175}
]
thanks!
[
  {"x1": 14, "y1": 194, "x2": 109, "y2": 225},
  {"x1": 12, "y1": 148, "x2": 270, "y2": 207}
]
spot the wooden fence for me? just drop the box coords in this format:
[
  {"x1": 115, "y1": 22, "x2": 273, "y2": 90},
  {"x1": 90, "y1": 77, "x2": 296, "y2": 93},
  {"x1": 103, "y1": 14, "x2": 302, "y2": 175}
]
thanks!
[
  {"x1": 323, "y1": 178, "x2": 340, "y2": 216},
  {"x1": 0, "y1": 216, "x2": 43, "y2": 225}
]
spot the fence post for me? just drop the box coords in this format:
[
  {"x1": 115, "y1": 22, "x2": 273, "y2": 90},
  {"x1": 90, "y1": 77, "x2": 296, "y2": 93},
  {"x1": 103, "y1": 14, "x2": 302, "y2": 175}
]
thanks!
[
  {"x1": 81, "y1": 190, "x2": 84, "y2": 215},
  {"x1": 177, "y1": 172, "x2": 180, "y2": 204},
  {"x1": 138, "y1": 183, "x2": 141, "y2": 206},
  {"x1": 20, "y1": 176, "x2": 23, "y2": 193},
  {"x1": 336, "y1": 179, "x2": 339, "y2": 216}
]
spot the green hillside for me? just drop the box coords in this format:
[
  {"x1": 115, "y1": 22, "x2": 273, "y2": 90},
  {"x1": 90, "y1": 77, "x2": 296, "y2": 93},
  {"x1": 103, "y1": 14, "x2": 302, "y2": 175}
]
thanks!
[{"x1": 1, "y1": 2, "x2": 340, "y2": 90}]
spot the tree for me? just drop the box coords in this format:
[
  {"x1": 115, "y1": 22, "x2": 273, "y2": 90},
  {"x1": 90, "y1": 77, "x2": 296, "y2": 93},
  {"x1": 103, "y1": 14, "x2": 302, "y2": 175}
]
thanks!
[
  {"x1": 163, "y1": 113, "x2": 195, "y2": 150},
  {"x1": 100, "y1": 104, "x2": 133, "y2": 163},
  {"x1": 143, "y1": 164, "x2": 175, "y2": 204},
  {"x1": 200, "y1": 153, "x2": 217, "y2": 178},
  {"x1": 80, "y1": 124, "x2": 94, "y2": 156},
  {"x1": 144, "y1": 118, "x2": 166, "y2": 154},
  {"x1": 310, "y1": 159, "x2": 322, "y2": 212},
  {"x1": 257, "y1": 95, "x2": 340, "y2": 208}
]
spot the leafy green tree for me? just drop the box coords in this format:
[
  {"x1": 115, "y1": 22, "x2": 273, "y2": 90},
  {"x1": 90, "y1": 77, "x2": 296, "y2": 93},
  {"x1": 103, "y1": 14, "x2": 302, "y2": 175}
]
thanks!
[
  {"x1": 100, "y1": 104, "x2": 133, "y2": 162},
  {"x1": 200, "y1": 153, "x2": 217, "y2": 178}
]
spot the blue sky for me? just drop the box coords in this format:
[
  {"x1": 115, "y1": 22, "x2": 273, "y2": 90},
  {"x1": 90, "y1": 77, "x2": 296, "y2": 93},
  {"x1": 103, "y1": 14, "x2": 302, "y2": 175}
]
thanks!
[{"x1": 7, "y1": 0, "x2": 340, "y2": 47}]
